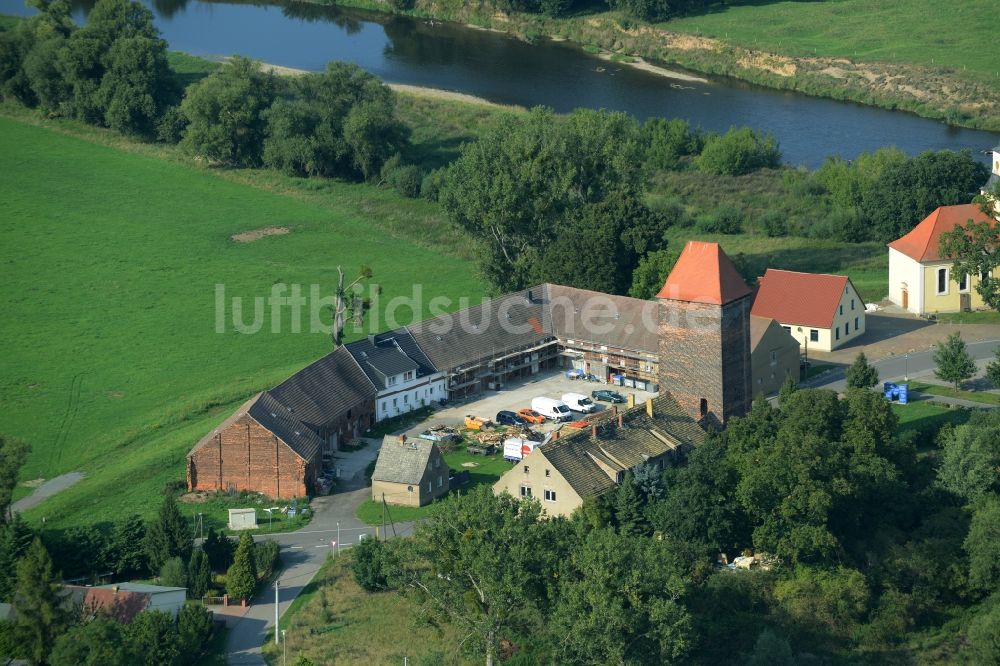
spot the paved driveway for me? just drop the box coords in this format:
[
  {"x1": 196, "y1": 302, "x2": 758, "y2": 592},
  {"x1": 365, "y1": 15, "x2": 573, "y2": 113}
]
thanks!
[{"x1": 224, "y1": 443, "x2": 414, "y2": 665}]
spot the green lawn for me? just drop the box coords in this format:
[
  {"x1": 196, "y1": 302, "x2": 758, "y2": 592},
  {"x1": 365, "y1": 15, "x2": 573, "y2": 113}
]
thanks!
[
  {"x1": 0, "y1": 116, "x2": 483, "y2": 530},
  {"x1": 892, "y1": 400, "x2": 972, "y2": 434},
  {"x1": 931, "y1": 311, "x2": 1000, "y2": 324},
  {"x1": 178, "y1": 493, "x2": 313, "y2": 537},
  {"x1": 357, "y1": 448, "x2": 513, "y2": 525},
  {"x1": 665, "y1": 0, "x2": 999, "y2": 83},
  {"x1": 910, "y1": 381, "x2": 1000, "y2": 406}
]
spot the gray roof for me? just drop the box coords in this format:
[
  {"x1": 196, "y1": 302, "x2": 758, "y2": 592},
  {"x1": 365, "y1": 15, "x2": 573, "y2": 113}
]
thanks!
[
  {"x1": 544, "y1": 284, "x2": 659, "y2": 354},
  {"x1": 248, "y1": 391, "x2": 324, "y2": 462},
  {"x1": 371, "y1": 436, "x2": 439, "y2": 484},
  {"x1": 97, "y1": 583, "x2": 187, "y2": 594},
  {"x1": 540, "y1": 394, "x2": 704, "y2": 500},
  {"x1": 407, "y1": 287, "x2": 551, "y2": 372},
  {"x1": 268, "y1": 346, "x2": 376, "y2": 431},
  {"x1": 345, "y1": 329, "x2": 436, "y2": 389}
]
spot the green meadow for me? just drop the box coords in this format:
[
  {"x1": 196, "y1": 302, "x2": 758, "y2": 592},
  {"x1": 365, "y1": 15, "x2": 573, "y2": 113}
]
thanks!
[
  {"x1": 665, "y1": 0, "x2": 999, "y2": 83},
  {"x1": 0, "y1": 116, "x2": 482, "y2": 529}
]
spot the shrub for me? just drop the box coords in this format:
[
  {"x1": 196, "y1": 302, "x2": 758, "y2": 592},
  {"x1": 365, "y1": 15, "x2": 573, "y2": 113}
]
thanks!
[
  {"x1": 420, "y1": 168, "x2": 446, "y2": 201},
  {"x1": 352, "y1": 536, "x2": 394, "y2": 592},
  {"x1": 254, "y1": 539, "x2": 280, "y2": 579},
  {"x1": 697, "y1": 205, "x2": 744, "y2": 234},
  {"x1": 696, "y1": 127, "x2": 782, "y2": 176},
  {"x1": 159, "y1": 556, "x2": 187, "y2": 588},
  {"x1": 386, "y1": 164, "x2": 423, "y2": 198},
  {"x1": 644, "y1": 118, "x2": 701, "y2": 171},
  {"x1": 758, "y1": 211, "x2": 789, "y2": 238}
]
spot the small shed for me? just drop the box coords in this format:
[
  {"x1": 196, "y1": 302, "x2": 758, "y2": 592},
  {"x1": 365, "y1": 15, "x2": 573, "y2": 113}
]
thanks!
[{"x1": 228, "y1": 508, "x2": 257, "y2": 530}]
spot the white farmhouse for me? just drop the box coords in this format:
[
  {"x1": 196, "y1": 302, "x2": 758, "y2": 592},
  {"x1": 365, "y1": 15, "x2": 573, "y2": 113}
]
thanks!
[
  {"x1": 346, "y1": 331, "x2": 445, "y2": 422},
  {"x1": 751, "y1": 269, "x2": 865, "y2": 352}
]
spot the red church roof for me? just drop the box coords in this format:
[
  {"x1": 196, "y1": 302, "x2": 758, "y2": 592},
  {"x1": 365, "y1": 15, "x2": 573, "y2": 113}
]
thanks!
[
  {"x1": 656, "y1": 241, "x2": 751, "y2": 305},
  {"x1": 751, "y1": 269, "x2": 853, "y2": 329},
  {"x1": 888, "y1": 204, "x2": 994, "y2": 262}
]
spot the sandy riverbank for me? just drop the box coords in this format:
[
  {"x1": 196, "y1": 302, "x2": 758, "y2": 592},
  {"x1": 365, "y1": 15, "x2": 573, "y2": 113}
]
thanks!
[{"x1": 596, "y1": 52, "x2": 708, "y2": 84}]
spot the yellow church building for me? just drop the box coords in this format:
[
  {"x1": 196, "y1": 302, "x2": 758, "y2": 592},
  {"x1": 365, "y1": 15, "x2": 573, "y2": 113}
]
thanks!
[{"x1": 887, "y1": 204, "x2": 995, "y2": 315}]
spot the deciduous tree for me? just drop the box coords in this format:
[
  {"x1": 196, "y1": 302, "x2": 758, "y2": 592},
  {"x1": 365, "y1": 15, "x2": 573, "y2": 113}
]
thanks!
[
  {"x1": 127, "y1": 610, "x2": 180, "y2": 666},
  {"x1": 401, "y1": 486, "x2": 545, "y2": 666},
  {"x1": 937, "y1": 410, "x2": 1000, "y2": 502},
  {"x1": 180, "y1": 56, "x2": 277, "y2": 166},
  {"x1": 49, "y1": 617, "x2": 134, "y2": 666},
  {"x1": 940, "y1": 195, "x2": 1000, "y2": 310},
  {"x1": 933, "y1": 332, "x2": 977, "y2": 389}
]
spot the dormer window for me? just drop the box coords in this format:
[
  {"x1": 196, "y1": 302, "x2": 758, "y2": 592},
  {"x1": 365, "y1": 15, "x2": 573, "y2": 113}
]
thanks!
[
  {"x1": 387, "y1": 376, "x2": 398, "y2": 386},
  {"x1": 404, "y1": 371, "x2": 414, "y2": 381}
]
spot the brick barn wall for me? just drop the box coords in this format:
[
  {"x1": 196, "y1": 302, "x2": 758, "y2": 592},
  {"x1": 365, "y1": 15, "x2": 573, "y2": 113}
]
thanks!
[
  {"x1": 187, "y1": 414, "x2": 312, "y2": 499},
  {"x1": 658, "y1": 296, "x2": 751, "y2": 427}
]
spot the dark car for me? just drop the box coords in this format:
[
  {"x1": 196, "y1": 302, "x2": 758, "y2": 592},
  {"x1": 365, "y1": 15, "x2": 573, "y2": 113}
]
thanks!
[
  {"x1": 591, "y1": 389, "x2": 626, "y2": 404},
  {"x1": 495, "y1": 410, "x2": 528, "y2": 426}
]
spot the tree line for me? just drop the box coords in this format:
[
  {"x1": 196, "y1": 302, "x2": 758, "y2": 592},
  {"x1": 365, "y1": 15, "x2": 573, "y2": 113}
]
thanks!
[
  {"x1": 350, "y1": 379, "x2": 1000, "y2": 664},
  {"x1": 0, "y1": 0, "x2": 412, "y2": 183}
]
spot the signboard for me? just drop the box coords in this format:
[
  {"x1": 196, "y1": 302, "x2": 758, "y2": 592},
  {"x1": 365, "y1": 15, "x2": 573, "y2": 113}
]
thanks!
[{"x1": 898, "y1": 383, "x2": 909, "y2": 405}]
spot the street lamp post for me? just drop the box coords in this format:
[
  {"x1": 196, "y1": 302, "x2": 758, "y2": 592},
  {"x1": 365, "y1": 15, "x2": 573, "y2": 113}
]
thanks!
[
  {"x1": 904, "y1": 353, "x2": 909, "y2": 382},
  {"x1": 337, "y1": 521, "x2": 341, "y2": 557}
]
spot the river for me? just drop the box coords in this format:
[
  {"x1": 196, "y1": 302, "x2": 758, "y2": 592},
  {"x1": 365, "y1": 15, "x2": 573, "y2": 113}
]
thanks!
[{"x1": 2, "y1": 0, "x2": 998, "y2": 167}]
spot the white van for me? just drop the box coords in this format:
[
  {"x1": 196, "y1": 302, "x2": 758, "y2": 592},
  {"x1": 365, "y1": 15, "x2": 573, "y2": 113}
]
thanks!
[
  {"x1": 561, "y1": 392, "x2": 597, "y2": 413},
  {"x1": 503, "y1": 438, "x2": 539, "y2": 462},
  {"x1": 531, "y1": 397, "x2": 573, "y2": 422}
]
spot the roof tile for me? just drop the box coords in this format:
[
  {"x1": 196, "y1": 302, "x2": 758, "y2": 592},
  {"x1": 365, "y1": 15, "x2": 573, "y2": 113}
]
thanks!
[
  {"x1": 888, "y1": 204, "x2": 995, "y2": 262},
  {"x1": 656, "y1": 241, "x2": 751, "y2": 305},
  {"x1": 751, "y1": 269, "x2": 853, "y2": 329}
]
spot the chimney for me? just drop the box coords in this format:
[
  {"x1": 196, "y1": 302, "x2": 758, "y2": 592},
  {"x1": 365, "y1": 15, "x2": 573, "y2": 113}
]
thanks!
[
  {"x1": 617, "y1": 413, "x2": 624, "y2": 428},
  {"x1": 398, "y1": 434, "x2": 406, "y2": 446},
  {"x1": 627, "y1": 394, "x2": 636, "y2": 408},
  {"x1": 368, "y1": 334, "x2": 376, "y2": 345},
  {"x1": 591, "y1": 424, "x2": 598, "y2": 439},
  {"x1": 646, "y1": 399, "x2": 654, "y2": 418}
]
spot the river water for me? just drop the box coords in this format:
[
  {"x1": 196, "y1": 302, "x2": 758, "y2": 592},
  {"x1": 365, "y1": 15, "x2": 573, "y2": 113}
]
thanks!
[{"x1": 3, "y1": 0, "x2": 998, "y2": 167}]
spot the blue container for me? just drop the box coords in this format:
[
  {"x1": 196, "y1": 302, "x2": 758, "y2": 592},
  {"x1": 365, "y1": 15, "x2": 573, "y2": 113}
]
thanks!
[{"x1": 898, "y1": 384, "x2": 909, "y2": 405}]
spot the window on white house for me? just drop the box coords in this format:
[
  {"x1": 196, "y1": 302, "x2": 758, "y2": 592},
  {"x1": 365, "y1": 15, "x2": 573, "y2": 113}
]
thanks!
[
  {"x1": 405, "y1": 371, "x2": 414, "y2": 380},
  {"x1": 523, "y1": 466, "x2": 530, "y2": 474},
  {"x1": 404, "y1": 394, "x2": 408, "y2": 403},
  {"x1": 959, "y1": 273, "x2": 969, "y2": 292},
  {"x1": 519, "y1": 485, "x2": 532, "y2": 498},
  {"x1": 387, "y1": 376, "x2": 397, "y2": 386},
  {"x1": 407, "y1": 485, "x2": 413, "y2": 493},
  {"x1": 937, "y1": 267, "x2": 948, "y2": 294},
  {"x1": 544, "y1": 489, "x2": 557, "y2": 502},
  {"x1": 545, "y1": 469, "x2": 550, "y2": 478},
  {"x1": 851, "y1": 299, "x2": 855, "y2": 310},
  {"x1": 839, "y1": 304, "x2": 843, "y2": 315},
  {"x1": 836, "y1": 327, "x2": 841, "y2": 341},
  {"x1": 855, "y1": 317, "x2": 859, "y2": 330},
  {"x1": 392, "y1": 397, "x2": 397, "y2": 406},
  {"x1": 845, "y1": 322, "x2": 850, "y2": 335},
  {"x1": 810, "y1": 329, "x2": 819, "y2": 342}
]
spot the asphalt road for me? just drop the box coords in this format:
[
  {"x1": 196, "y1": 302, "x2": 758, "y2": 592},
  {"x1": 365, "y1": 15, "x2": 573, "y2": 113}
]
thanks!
[{"x1": 806, "y1": 338, "x2": 1000, "y2": 393}]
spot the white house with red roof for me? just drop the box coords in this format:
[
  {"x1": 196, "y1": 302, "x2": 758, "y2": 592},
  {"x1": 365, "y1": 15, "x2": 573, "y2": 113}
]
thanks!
[
  {"x1": 751, "y1": 269, "x2": 865, "y2": 352},
  {"x1": 887, "y1": 204, "x2": 995, "y2": 315}
]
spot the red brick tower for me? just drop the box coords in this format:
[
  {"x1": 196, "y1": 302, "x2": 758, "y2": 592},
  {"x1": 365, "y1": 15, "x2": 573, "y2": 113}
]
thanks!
[{"x1": 656, "y1": 241, "x2": 753, "y2": 428}]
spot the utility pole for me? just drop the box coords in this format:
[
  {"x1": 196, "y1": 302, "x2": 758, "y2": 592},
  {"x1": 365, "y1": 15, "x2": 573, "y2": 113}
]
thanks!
[
  {"x1": 381, "y1": 493, "x2": 387, "y2": 542},
  {"x1": 274, "y1": 580, "x2": 279, "y2": 645},
  {"x1": 337, "y1": 521, "x2": 341, "y2": 557}
]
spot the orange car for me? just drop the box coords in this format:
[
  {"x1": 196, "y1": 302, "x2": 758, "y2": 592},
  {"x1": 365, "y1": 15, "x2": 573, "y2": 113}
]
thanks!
[{"x1": 517, "y1": 408, "x2": 546, "y2": 425}]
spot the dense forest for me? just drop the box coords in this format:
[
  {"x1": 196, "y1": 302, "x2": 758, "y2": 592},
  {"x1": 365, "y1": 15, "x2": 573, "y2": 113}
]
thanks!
[{"x1": 355, "y1": 383, "x2": 1000, "y2": 664}]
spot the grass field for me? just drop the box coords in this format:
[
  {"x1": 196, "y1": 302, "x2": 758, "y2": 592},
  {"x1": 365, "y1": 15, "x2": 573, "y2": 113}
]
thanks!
[
  {"x1": 892, "y1": 400, "x2": 972, "y2": 435},
  {"x1": 260, "y1": 552, "x2": 471, "y2": 665},
  {"x1": 0, "y1": 115, "x2": 483, "y2": 529},
  {"x1": 910, "y1": 381, "x2": 1000, "y2": 406},
  {"x1": 665, "y1": 0, "x2": 999, "y2": 83},
  {"x1": 356, "y1": 447, "x2": 511, "y2": 524}
]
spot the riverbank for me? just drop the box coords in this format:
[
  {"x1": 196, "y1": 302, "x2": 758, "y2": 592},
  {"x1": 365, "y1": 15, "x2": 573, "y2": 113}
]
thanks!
[{"x1": 304, "y1": 0, "x2": 1000, "y2": 132}]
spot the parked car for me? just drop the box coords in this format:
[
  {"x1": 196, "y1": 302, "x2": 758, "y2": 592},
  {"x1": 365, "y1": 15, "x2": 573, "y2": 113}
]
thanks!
[
  {"x1": 496, "y1": 410, "x2": 528, "y2": 426},
  {"x1": 531, "y1": 397, "x2": 573, "y2": 422},
  {"x1": 517, "y1": 408, "x2": 546, "y2": 424},
  {"x1": 562, "y1": 392, "x2": 597, "y2": 413},
  {"x1": 592, "y1": 389, "x2": 626, "y2": 404}
]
